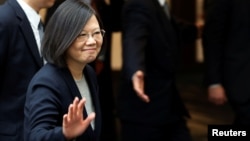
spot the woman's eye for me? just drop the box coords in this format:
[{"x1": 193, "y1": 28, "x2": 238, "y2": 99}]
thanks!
[
  {"x1": 93, "y1": 31, "x2": 101, "y2": 35},
  {"x1": 79, "y1": 33, "x2": 87, "y2": 37}
]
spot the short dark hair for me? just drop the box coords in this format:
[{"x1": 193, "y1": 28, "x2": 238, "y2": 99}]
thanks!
[{"x1": 42, "y1": 0, "x2": 103, "y2": 67}]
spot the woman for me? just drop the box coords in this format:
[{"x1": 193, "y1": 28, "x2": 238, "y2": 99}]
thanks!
[{"x1": 23, "y1": 0, "x2": 105, "y2": 140}]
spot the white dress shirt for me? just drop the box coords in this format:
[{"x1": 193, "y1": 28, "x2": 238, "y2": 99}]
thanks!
[
  {"x1": 17, "y1": 0, "x2": 42, "y2": 56},
  {"x1": 158, "y1": 0, "x2": 165, "y2": 6}
]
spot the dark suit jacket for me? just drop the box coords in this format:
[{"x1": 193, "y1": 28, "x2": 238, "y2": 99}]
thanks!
[
  {"x1": 0, "y1": 0, "x2": 43, "y2": 140},
  {"x1": 117, "y1": 0, "x2": 190, "y2": 126},
  {"x1": 202, "y1": 0, "x2": 250, "y2": 104},
  {"x1": 24, "y1": 63, "x2": 101, "y2": 141}
]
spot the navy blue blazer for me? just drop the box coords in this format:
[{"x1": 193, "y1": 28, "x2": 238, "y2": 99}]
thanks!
[
  {"x1": 117, "y1": 0, "x2": 190, "y2": 126},
  {"x1": 203, "y1": 0, "x2": 250, "y2": 104},
  {"x1": 0, "y1": 0, "x2": 43, "y2": 140},
  {"x1": 24, "y1": 63, "x2": 101, "y2": 141}
]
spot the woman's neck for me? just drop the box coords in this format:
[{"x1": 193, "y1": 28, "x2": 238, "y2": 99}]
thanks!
[{"x1": 67, "y1": 63, "x2": 85, "y2": 81}]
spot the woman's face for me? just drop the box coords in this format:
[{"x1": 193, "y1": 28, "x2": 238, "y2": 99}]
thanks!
[{"x1": 66, "y1": 15, "x2": 103, "y2": 67}]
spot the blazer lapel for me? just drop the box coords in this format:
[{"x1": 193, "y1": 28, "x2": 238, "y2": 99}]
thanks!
[
  {"x1": 59, "y1": 67, "x2": 98, "y2": 140},
  {"x1": 83, "y1": 65, "x2": 101, "y2": 137},
  {"x1": 20, "y1": 21, "x2": 43, "y2": 67},
  {"x1": 151, "y1": 0, "x2": 178, "y2": 48},
  {"x1": 9, "y1": 0, "x2": 43, "y2": 67}
]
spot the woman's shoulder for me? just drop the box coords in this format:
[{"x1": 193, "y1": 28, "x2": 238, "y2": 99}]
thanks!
[
  {"x1": 30, "y1": 63, "x2": 66, "y2": 85},
  {"x1": 38, "y1": 63, "x2": 61, "y2": 76}
]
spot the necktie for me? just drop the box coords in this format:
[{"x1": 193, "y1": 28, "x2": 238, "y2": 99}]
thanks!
[
  {"x1": 38, "y1": 20, "x2": 44, "y2": 43},
  {"x1": 38, "y1": 20, "x2": 44, "y2": 63},
  {"x1": 163, "y1": 2, "x2": 171, "y2": 19}
]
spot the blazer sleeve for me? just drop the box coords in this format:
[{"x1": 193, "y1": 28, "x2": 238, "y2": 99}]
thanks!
[
  {"x1": 121, "y1": 1, "x2": 151, "y2": 78},
  {"x1": 202, "y1": 0, "x2": 230, "y2": 86},
  {"x1": 24, "y1": 68, "x2": 69, "y2": 141}
]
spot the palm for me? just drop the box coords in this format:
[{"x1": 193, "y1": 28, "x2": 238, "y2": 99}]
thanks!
[{"x1": 62, "y1": 97, "x2": 95, "y2": 140}]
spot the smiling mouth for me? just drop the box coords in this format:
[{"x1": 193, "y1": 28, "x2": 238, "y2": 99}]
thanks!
[{"x1": 82, "y1": 48, "x2": 96, "y2": 51}]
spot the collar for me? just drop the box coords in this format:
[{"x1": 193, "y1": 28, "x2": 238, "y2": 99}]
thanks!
[
  {"x1": 158, "y1": 0, "x2": 165, "y2": 6},
  {"x1": 17, "y1": 0, "x2": 41, "y2": 29}
]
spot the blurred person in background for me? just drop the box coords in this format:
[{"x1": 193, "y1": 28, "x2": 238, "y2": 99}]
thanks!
[
  {"x1": 202, "y1": 0, "x2": 250, "y2": 125},
  {"x1": 0, "y1": 0, "x2": 55, "y2": 140},
  {"x1": 117, "y1": 0, "x2": 199, "y2": 141}
]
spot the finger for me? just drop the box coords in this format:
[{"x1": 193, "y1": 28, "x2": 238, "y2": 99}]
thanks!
[
  {"x1": 134, "y1": 85, "x2": 150, "y2": 103},
  {"x1": 63, "y1": 114, "x2": 68, "y2": 126},
  {"x1": 134, "y1": 87, "x2": 150, "y2": 102},
  {"x1": 85, "y1": 112, "x2": 95, "y2": 124},
  {"x1": 79, "y1": 113, "x2": 96, "y2": 133},
  {"x1": 138, "y1": 93, "x2": 150, "y2": 103},
  {"x1": 77, "y1": 98, "x2": 86, "y2": 117},
  {"x1": 78, "y1": 98, "x2": 86, "y2": 110},
  {"x1": 68, "y1": 104, "x2": 73, "y2": 121},
  {"x1": 134, "y1": 86, "x2": 143, "y2": 95},
  {"x1": 72, "y1": 97, "x2": 79, "y2": 115},
  {"x1": 133, "y1": 79, "x2": 145, "y2": 96}
]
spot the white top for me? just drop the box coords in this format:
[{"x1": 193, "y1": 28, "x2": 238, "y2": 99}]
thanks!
[
  {"x1": 16, "y1": 0, "x2": 42, "y2": 55},
  {"x1": 75, "y1": 75, "x2": 95, "y2": 129}
]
